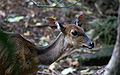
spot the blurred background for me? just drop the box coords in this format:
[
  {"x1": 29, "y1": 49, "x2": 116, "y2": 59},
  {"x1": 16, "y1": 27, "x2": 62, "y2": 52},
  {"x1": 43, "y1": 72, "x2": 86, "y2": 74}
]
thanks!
[{"x1": 0, "y1": 0, "x2": 118, "y2": 74}]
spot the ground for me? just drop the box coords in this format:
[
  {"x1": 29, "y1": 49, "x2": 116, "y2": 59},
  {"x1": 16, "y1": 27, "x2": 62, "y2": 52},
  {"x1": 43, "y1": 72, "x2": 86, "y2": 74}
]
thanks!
[{"x1": 0, "y1": 0, "x2": 118, "y2": 75}]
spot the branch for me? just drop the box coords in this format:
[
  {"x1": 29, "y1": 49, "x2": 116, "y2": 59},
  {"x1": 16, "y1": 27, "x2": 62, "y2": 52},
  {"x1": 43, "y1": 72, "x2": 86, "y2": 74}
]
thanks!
[
  {"x1": 28, "y1": 24, "x2": 57, "y2": 28},
  {"x1": 28, "y1": 24, "x2": 49, "y2": 28},
  {"x1": 31, "y1": 0, "x2": 80, "y2": 8}
]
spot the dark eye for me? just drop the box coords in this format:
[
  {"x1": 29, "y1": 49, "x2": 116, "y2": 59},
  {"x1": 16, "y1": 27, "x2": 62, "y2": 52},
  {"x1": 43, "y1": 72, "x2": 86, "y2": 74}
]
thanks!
[{"x1": 71, "y1": 30, "x2": 78, "y2": 36}]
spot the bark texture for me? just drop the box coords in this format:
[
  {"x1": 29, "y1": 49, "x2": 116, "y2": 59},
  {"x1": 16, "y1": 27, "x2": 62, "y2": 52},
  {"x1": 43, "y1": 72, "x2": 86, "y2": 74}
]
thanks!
[{"x1": 103, "y1": 2, "x2": 120, "y2": 75}]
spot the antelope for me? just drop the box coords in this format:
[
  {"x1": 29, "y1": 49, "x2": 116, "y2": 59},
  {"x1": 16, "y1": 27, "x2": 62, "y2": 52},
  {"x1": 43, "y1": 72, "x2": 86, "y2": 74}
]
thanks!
[{"x1": 0, "y1": 15, "x2": 94, "y2": 75}]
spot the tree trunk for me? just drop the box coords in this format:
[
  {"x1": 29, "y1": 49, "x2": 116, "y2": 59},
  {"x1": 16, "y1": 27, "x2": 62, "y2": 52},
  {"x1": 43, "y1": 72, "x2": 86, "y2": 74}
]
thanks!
[{"x1": 103, "y1": 2, "x2": 120, "y2": 75}]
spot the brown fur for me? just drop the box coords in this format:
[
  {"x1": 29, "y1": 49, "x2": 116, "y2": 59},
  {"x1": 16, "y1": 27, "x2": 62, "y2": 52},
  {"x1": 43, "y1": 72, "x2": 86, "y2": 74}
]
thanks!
[
  {"x1": 0, "y1": 33, "x2": 39, "y2": 75},
  {"x1": 0, "y1": 17, "x2": 93, "y2": 75},
  {"x1": 64, "y1": 24, "x2": 90, "y2": 48}
]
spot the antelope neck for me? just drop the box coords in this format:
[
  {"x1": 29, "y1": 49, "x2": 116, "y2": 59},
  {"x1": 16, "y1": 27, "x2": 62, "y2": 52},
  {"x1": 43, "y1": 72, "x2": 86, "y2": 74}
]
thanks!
[{"x1": 35, "y1": 32, "x2": 68, "y2": 65}]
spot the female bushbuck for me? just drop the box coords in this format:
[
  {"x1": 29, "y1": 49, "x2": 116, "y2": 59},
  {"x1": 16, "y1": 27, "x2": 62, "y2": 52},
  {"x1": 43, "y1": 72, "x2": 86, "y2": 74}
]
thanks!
[{"x1": 0, "y1": 15, "x2": 94, "y2": 75}]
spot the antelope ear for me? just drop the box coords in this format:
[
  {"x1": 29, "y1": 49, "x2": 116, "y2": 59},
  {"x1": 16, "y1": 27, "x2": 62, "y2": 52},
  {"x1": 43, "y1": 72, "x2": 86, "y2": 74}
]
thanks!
[
  {"x1": 46, "y1": 17, "x2": 65, "y2": 32},
  {"x1": 72, "y1": 15, "x2": 83, "y2": 27}
]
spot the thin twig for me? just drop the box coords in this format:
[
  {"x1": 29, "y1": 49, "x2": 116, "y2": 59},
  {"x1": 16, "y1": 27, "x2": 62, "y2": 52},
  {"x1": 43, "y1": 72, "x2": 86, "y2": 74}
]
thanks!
[
  {"x1": 28, "y1": 24, "x2": 49, "y2": 28},
  {"x1": 37, "y1": 71, "x2": 52, "y2": 75},
  {"x1": 55, "y1": 48, "x2": 75, "y2": 62},
  {"x1": 31, "y1": 0, "x2": 80, "y2": 8},
  {"x1": 95, "y1": 3, "x2": 103, "y2": 16},
  {"x1": 47, "y1": 0, "x2": 52, "y2": 5},
  {"x1": 51, "y1": 69, "x2": 62, "y2": 75},
  {"x1": 28, "y1": 24, "x2": 57, "y2": 28}
]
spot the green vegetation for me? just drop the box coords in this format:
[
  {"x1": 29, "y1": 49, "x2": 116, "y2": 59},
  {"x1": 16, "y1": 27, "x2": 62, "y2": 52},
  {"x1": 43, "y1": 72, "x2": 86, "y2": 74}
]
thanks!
[
  {"x1": 0, "y1": 0, "x2": 118, "y2": 74},
  {"x1": 6, "y1": 16, "x2": 24, "y2": 23},
  {"x1": 89, "y1": 16, "x2": 117, "y2": 45}
]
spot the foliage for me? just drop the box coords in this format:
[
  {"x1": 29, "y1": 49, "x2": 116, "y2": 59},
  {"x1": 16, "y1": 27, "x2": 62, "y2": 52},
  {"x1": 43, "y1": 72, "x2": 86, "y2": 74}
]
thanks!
[
  {"x1": 38, "y1": 40, "x2": 49, "y2": 46},
  {"x1": 6, "y1": 16, "x2": 24, "y2": 23},
  {"x1": 89, "y1": 16, "x2": 117, "y2": 45},
  {"x1": 0, "y1": 0, "x2": 118, "y2": 74},
  {"x1": 61, "y1": 67, "x2": 76, "y2": 75}
]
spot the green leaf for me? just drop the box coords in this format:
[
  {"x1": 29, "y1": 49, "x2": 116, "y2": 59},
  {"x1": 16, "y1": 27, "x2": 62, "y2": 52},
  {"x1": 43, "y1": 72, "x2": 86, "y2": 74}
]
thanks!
[
  {"x1": 28, "y1": 2, "x2": 34, "y2": 6},
  {"x1": 61, "y1": 67, "x2": 76, "y2": 75},
  {"x1": 36, "y1": 22, "x2": 42, "y2": 26},
  {"x1": 7, "y1": 16, "x2": 24, "y2": 22}
]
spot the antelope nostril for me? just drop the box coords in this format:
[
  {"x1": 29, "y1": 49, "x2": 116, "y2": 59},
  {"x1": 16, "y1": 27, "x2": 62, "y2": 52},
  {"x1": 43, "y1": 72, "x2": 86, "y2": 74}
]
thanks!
[{"x1": 89, "y1": 42, "x2": 94, "y2": 48}]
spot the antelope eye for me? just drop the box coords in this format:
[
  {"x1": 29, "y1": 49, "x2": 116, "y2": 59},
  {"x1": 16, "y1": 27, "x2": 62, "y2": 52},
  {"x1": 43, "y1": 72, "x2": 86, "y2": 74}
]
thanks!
[{"x1": 71, "y1": 30, "x2": 78, "y2": 36}]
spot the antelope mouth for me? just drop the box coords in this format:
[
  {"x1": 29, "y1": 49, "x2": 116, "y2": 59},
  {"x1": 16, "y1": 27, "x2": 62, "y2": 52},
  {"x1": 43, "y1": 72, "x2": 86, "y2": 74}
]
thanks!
[
  {"x1": 82, "y1": 42, "x2": 94, "y2": 49},
  {"x1": 82, "y1": 45, "x2": 93, "y2": 49}
]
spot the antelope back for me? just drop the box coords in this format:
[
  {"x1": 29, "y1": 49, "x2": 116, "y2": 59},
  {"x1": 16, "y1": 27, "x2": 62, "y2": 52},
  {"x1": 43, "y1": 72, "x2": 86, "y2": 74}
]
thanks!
[
  {"x1": 0, "y1": 33, "x2": 39, "y2": 75},
  {"x1": 46, "y1": 15, "x2": 94, "y2": 49}
]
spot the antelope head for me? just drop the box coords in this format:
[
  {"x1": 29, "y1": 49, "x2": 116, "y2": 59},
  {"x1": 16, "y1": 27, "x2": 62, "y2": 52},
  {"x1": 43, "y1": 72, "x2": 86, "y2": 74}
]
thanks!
[{"x1": 46, "y1": 15, "x2": 94, "y2": 49}]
